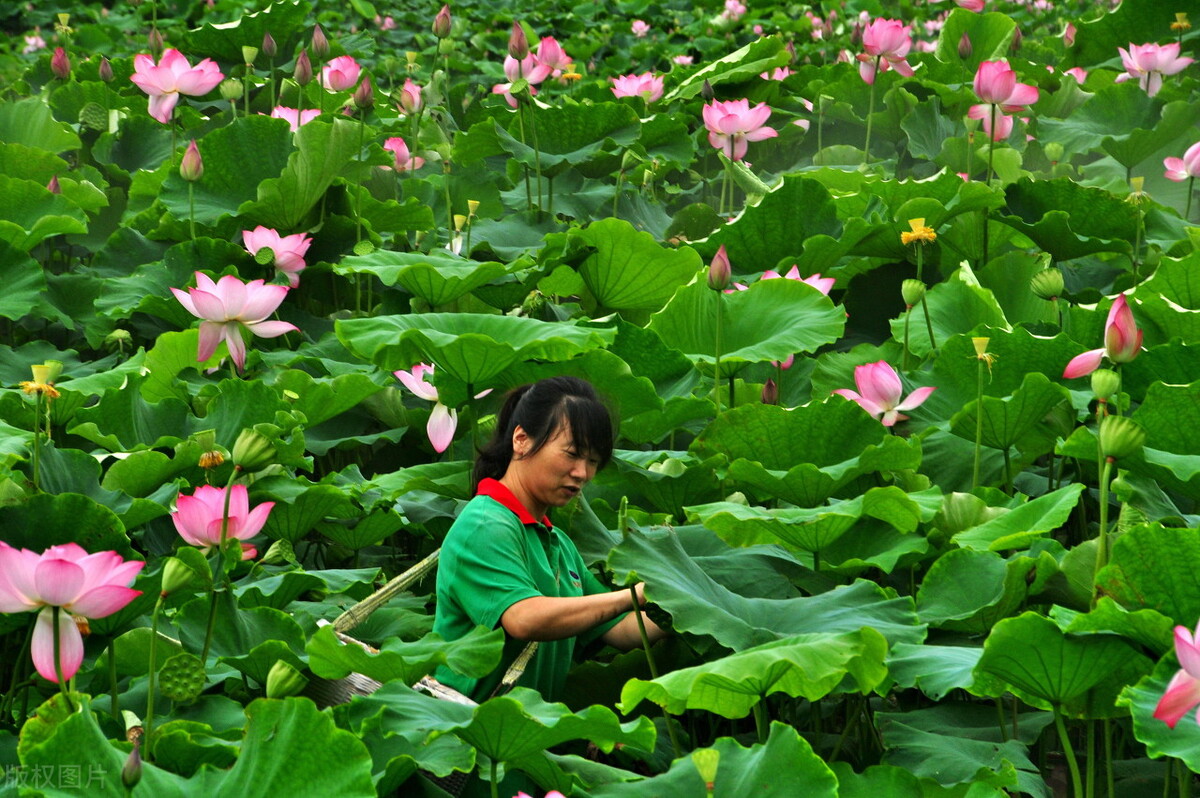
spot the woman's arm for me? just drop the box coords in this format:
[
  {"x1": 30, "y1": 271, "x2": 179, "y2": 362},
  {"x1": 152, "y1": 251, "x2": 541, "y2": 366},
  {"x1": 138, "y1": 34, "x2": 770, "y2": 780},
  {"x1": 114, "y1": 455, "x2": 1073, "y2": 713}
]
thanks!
[
  {"x1": 600, "y1": 607, "x2": 666, "y2": 650},
  {"x1": 499, "y1": 581, "x2": 664, "y2": 648}
]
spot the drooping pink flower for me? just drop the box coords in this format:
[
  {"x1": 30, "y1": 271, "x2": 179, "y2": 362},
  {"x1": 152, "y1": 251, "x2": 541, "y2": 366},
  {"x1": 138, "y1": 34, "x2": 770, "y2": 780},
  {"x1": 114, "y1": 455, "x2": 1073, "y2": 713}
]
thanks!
[
  {"x1": 1155, "y1": 621, "x2": 1200, "y2": 728},
  {"x1": 321, "y1": 55, "x2": 362, "y2": 92},
  {"x1": 398, "y1": 78, "x2": 423, "y2": 113},
  {"x1": 631, "y1": 20, "x2": 650, "y2": 37},
  {"x1": 170, "y1": 272, "x2": 299, "y2": 371},
  {"x1": 172, "y1": 484, "x2": 272, "y2": 561},
  {"x1": 857, "y1": 19, "x2": 914, "y2": 85},
  {"x1": 1116, "y1": 42, "x2": 1193, "y2": 96},
  {"x1": 1164, "y1": 141, "x2": 1200, "y2": 181},
  {"x1": 610, "y1": 73, "x2": 664, "y2": 103},
  {"x1": 394, "y1": 364, "x2": 491, "y2": 453},
  {"x1": 130, "y1": 48, "x2": 224, "y2": 124},
  {"x1": 242, "y1": 226, "x2": 312, "y2": 288},
  {"x1": 383, "y1": 136, "x2": 426, "y2": 172},
  {"x1": 0, "y1": 542, "x2": 143, "y2": 683},
  {"x1": 702, "y1": 99, "x2": 778, "y2": 161},
  {"x1": 270, "y1": 106, "x2": 321, "y2": 131},
  {"x1": 1062, "y1": 295, "x2": 1144, "y2": 379},
  {"x1": 834, "y1": 361, "x2": 935, "y2": 426}
]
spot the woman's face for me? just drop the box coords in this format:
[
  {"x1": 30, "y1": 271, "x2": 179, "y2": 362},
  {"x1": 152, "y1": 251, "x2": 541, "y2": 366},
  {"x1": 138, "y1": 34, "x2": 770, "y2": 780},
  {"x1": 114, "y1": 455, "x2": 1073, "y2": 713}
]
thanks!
[{"x1": 512, "y1": 423, "x2": 601, "y2": 511}]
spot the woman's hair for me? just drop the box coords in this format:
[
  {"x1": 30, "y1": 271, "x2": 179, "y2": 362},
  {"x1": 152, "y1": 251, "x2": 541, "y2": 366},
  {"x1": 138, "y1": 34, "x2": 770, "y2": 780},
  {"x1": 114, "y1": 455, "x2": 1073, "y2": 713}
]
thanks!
[{"x1": 472, "y1": 376, "x2": 614, "y2": 490}]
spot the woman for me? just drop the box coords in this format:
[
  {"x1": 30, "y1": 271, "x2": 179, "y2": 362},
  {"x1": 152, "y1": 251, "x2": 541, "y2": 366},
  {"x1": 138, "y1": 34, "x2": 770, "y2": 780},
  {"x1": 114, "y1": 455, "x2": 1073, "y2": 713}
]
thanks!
[{"x1": 432, "y1": 376, "x2": 665, "y2": 702}]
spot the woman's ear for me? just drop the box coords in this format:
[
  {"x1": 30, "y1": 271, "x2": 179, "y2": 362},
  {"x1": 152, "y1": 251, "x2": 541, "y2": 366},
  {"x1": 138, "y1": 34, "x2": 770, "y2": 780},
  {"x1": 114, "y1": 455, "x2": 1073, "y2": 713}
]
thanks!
[{"x1": 511, "y1": 425, "x2": 530, "y2": 458}]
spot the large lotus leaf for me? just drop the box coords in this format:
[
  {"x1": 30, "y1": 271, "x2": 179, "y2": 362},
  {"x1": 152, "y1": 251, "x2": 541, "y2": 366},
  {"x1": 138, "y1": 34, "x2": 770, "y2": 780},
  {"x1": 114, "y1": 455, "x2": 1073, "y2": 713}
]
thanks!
[
  {"x1": 159, "y1": 116, "x2": 294, "y2": 225},
  {"x1": 999, "y1": 177, "x2": 1138, "y2": 262},
  {"x1": 665, "y1": 36, "x2": 789, "y2": 102},
  {"x1": 1133, "y1": 379, "x2": 1200, "y2": 461},
  {"x1": 239, "y1": 118, "x2": 362, "y2": 229},
  {"x1": 1142, "y1": 250, "x2": 1200, "y2": 310},
  {"x1": 934, "y1": 9, "x2": 1016, "y2": 70},
  {"x1": 175, "y1": 589, "x2": 305, "y2": 666},
  {"x1": 1037, "y1": 83, "x2": 1159, "y2": 155},
  {"x1": 367, "y1": 460, "x2": 472, "y2": 503},
  {"x1": 572, "y1": 217, "x2": 702, "y2": 313},
  {"x1": 604, "y1": 453, "x2": 723, "y2": 519},
  {"x1": 334, "y1": 249, "x2": 509, "y2": 307},
  {"x1": 0, "y1": 97, "x2": 81, "y2": 152},
  {"x1": 0, "y1": 493, "x2": 135, "y2": 559},
  {"x1": 307, "y1": 624, "x2": 504, "y2": 686},
  {"x1": 1129, "y1": 292, "x2": 1200, "y2": 348},
  {"x1": 700, "y1": 175, "x2": 843, "y2": 270},
  {"x1": 600, "y1": 316, "x2": 700, "y2": 394},
  {"x1": 1070, "y1": 0, "x2": 1198, "y2": 71},
  {"x1": 0, "y1": 174, "x2": 86, "y2": 251},
  {"x1": 975, "y1": 612, "x2": 1143, "y2": 709},
  {"x1": 607, "y1": 527, "x2": 925, "y2": 650},
  {"x1": 1103, "y1": 100, "x2": 1200, "y2": 170},
  {"x1": 0, "y1": 141, "x2": 69, "y2": 185},
  {"x1": 977, "y1": 252, "x2": 1059, "y2": 327},
  {"x1": 832, "y1": 762, "x2": 1010, "y2": 798},
  {"x1": 846, "y1": 177, "x2": 1002, "y2": 261},
  {"x1": 888, "y1": 644, "x2": 996, "y2": 701},
  {"x1": 356, "y1": 192, "x2": 436, "y2": 234},
  {"x1": 336, "y1": 313, "x2": 615, "y2": 387},
  {"x1": 916, "y1": 549, "x2": 1043, "y2": 633},
  {"x1": 67, "y1": 375, "x2": 195, "y2": 451},
  {"x1": 877, "y1": 704, "x2": 1050, "y2": 794},
  {"x1": 620, "y1": 629, "x2": 887, "y2": 719},
  {"x1": 1060, "y1": 598, "x2": 1174, "y2": 657},
  {"x1": 888, "y1": 266, "x2": 1008, "y2": 359},
  {"x1": 0, "y1": 239, "x2": 48, "y2": 322},
  {"x1": 257, "y1": 483, "x2": 358, "y2": 543},
  {"x1": 1118, "y1": 654, "x2": 1200, "y2": 774},
  {"x1": 200, "y1": 378, "x2": 293, "y2": 449},
  {"x1": 270, "y1": 370, "x2": 382, "y2": 428},
  {"x1": 951, "y1": 484, "x2": 1083, "y2": 551},
  {"x1": 184, "y1": 0, "x2": 314, "y2": 63},
  {"x1": 901, "y1": 96, "x2": 959, "y2": 162},
  {"x1": 1095, "y1": 523, "x2": 1200, "y2": 627},
  {"x1": 948, "y1": 371, "x2": 1072, "y2": 455},
  {"x1": 648, "y1": 277, "x2": 844, "y2": 372},
  {"x1": 494, "y1": 102, "x2": 640, "y2": 176}
]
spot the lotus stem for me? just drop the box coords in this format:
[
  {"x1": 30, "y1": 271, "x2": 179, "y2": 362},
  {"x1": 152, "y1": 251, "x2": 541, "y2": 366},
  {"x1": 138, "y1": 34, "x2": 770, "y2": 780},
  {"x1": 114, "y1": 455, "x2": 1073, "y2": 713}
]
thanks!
[
  {"x1": 516, "y1": 102, "x2": 532, "y2": 211},
  {"x1": 202, "y1": 470, "x2": 239, "y2": 661},
  {"x1": 489, "y1": 758, "x2": 499, "y2": 798},
  {"x1": 982, "y1": 104, "x2": 997, "y2": 267},
  {"x1": 753, "y1": 700, "x2": 768, "y2": 744},
  {"x1": 863, "y1": 59, "x2": 879, "y2": 165},
  {"x1": 31, "y1": 390, "x2": 42, "y2": 492},
  {"x1": 903, "y1": 305, "x2": 912, "y2": 371},
  {"x1": 1094, "y1": 456, "x2": 1114, "y2": 601},
  {"x1": 108, "y1": 637, "x2": 119, "y2": 722},
  {"x1": 916, "y1": 248, "x2": 936, "y2": 351},
  {"x1": 527, "y1": 100, "x2": 543, "y2": 213},
  {"x1": 973, "y1": 356, "x2": 984, "y2": 490},
  {"x1": 629, "y1": 586, "x2": 682, "y2": 759},
  {"x1": 1086, "y1": 720, "x2": 1095, "y2": 798},
  {"x1": 145, "y1": 595, "x2": 164, "y2": 749},
  {"x1": 442, "y1": 160, "x2": 453, "y2": 248},
  {"x1": 188, "y1": 181, "x2": 196, "y2": 242},
  {"x1": 1188, "y1": 176, "x2": 1194, "y2": 221},
  {"x1": 1054, "y1": 710, "x2": 1083, "y2": 798},
  {"x1": 1, "y1": 616, "x2": 35, "y2": 723},
  {"x1": 713, "y1": 292, "x2": 724, "y2": 417},
  {"x1": 1104, "y1": 719, "x2": 1115, "y2": 798}
]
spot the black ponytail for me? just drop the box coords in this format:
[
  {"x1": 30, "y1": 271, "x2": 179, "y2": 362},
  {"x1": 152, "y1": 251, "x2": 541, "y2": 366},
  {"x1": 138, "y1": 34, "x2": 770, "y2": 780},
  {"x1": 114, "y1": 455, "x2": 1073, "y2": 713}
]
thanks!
[{"x1": 471, "y1": 377, "x2": 614, "y2": 492}]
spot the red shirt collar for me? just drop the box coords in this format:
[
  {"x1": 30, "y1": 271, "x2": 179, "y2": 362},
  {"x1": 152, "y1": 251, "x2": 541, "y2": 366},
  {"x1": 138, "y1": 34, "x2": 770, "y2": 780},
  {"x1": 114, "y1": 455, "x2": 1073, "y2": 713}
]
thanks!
[{"x1": 476, "y1": 478, "x2": 552, "y2": 528}]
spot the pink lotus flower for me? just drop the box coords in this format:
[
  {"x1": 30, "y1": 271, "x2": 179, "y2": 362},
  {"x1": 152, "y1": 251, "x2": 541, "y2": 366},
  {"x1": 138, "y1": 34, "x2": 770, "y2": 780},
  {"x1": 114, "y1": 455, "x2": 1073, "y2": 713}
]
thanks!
[
  {"x1": 130, "y1": 48, "x2": 224, "y2": 124},
  {"x1": 270, "y1": 106, "x2": 321, "y2": 131},
  {"x1": 1164, "y1": 141, "x2": 1200, "y2": 181},
  {"x1": 631, "y1": 20, "x2": 650, "y2": 37},
  {"x1": 673, "y1": 55, "x2": 694, "y2": 66},
  {"x1": 968, "y1": 60, "x2": 1039, "y2": 141},
  {"x1": 0, "y1": 542, "x2": 143, "y2": 683},
  {"x1": 172, "y1": 484, "x2": 272, "y2": 560},
  {"x1": 955, "y1": 0, "x2": 985, "y2": 10},
  {"x1": 729, "y1": 265, "x2": 834, "y2": 296},
  {"x1": 376, "y1": 14, "x2": 397, "y2": 31},
  {"x1": 398, "y1": 78, "x2": 423, "y2": 113},
  {"x1": 394, "y1": 364, "x2": 492, "y2": 453},
  {"x1": 834, "y1": 361, "x2": 935, "y2": 426},
  {"x1": 1062, "y1": 294, "x2": 1143, "y2": 378},
  {"x1": 1117, "y1": 42, "x2": 1193, "y2": 96},
  {"x1": 1155, "y1": 620, "x2": 1200, "y2": 728},
  {"x1": 702, "y1": 99, "x2": 778, "y2": 161},
  {"x1": 536, "y1": 36, "x2": 572, "y2": 75},
  {"x1": 22, "y1": 34, "x2": 46, "y2": 54},
  {"x1": 857, "y1": 19, "x2": 914, "y2": 85},
  {"x1": 722, "y1": 0, "x2": 747, "y2": 21},
  {"x1": 383, "y1": 136, "x2": 425, "y2": 172},
  {"x1": 242, "y1": 226, "x2": 312, "y2": 288},
  {"x1": 761, "y1": 67, "x2": 793, "y2": 81},
  {"x1": 610, "y1": 73, "x2": 664, "y2": 103},
  {"x1": 1063, "y1": 67, "x2": 1088, "y2": 84},
  {"x1": 171, "y1": 272, "x2": 299, "y2": 372},
  {"x1": 321, "y1": 55, "x2": 362, "y2": 92}
]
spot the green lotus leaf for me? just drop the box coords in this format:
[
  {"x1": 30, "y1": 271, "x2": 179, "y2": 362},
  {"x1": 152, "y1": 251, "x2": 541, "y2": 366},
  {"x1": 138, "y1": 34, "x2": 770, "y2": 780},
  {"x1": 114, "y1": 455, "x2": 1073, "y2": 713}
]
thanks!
[
  {"x1": 620, "y1": 629, "x2": 887, "y2": 719},
  {"x1": 999, "y1": 177, "x2": 1138, "y2": 262},
  {"x1": 649, "y1": 277, "x2": 844, "y2": 372},
  {"x1": 888, "y1": 643, "x2": 996, "y2": 701},
  {"x1": 665, "y1": 36, "x2": 789, "y2": 102},
  {"x1": 256, "y1": 483, "x2": 358, "y2": 543},
  {"x1": 175, "y1": 589, "x2": 305, "y2": 666},
  {"x1": 336, "y1": 312, "x2": 615, "y2": 387},
  {"x1": 334, "y1": 249, "x2": 509, "y2": 307},
  {"x1": 917, "y1": 549, "x2": 1051, "y2": 633},
  {"x1": 0, "y1": 492, "x2": 135, "y2": 559},
  {"x1": 0, "y1": 141, "x2": 70, "y2": 185},
  {"x1": 1038, "y1": 82, "x2": 1157, "y2": 155},
  {"x1": 977, "y1": 252, "x2": 1059, "y2": 327},
  {"x1": 934, "y1": 9, "x2": 1017, "y2": 70},
  {"x1": 318, "y1": 509, "x2": 405, "y2": 551},
  {"x1": 483, "y1": 348, "x2": 662, "y2": 422},
  {"x1": 270, "y1": 370, "x2": 382, "y2": 428},
  {"x1": 67, "y1": 374, "x2": 194, "y2": 452},
  {"x1": 607, "y1": 527, "x2": 925, "y2": 650},
  {"x1": 573, "y1": 217, "x2": 702, "y2": 313},
  {"x1": 888, "y1": 266, "x2": 1008, "y2": 360},
  {"x1": 1118, "y1": 654, "x2": 1200, "y2": 774},
  {"x1": 1141, "y1": 250, "x2": 1200, "y2": 310},
  {"x1": 0, "y1": 174, "x2": 87, "y2": 251},
  {"x1": 307, "y1": 624, "x2": 503, "y2": 686},
  {"x1": 951, "y1": 484, "x2": 1083, "y2": 551},
  {"x1": 948, "y1": 371, "x2": 1072, "y2": 455},
  {"x1": 604, "y1": 452, "x2": 723, "y2": 520},
  {"x1": 494, "y1": 102, "x2": 640, "y2": 177},
  {"x1": 1096, "y1": 523, "x2": 1200, "y2": 627},
  {"x1": 1061, "y1": 598, "x2": 1174, "y2": 656},
  {"x1": 1130, "y1": 292, "x2": 1200, "y2": 348},
  {"x1": 0, "y1": 239, "x2": 49, "y2": 323},
  {"x1": 928, "y1": 329, "x2": 1084, "y2": 414},
  {"x1": 149, "y1": 720, "x2": 239, "y2": 777},
  {"x1": 184, "y1": 0, "x2": 314, "y2": 63},
  {"x1": 1103, "y1": 99, "x2": 1200, "y2": 170},
  {"x1": 0, "y1": 97, "x2": 81, "y2": 152},
  {"x1": 831, "y1": 762, "x2": 1011, "y2": 798}
]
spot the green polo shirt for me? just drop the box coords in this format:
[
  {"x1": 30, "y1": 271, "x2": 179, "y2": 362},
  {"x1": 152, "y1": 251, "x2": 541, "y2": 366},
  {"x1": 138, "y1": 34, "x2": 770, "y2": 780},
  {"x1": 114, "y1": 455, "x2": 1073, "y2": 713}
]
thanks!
[{"x1": 433, "y1": 478, "x2": 623, "y2": 702}]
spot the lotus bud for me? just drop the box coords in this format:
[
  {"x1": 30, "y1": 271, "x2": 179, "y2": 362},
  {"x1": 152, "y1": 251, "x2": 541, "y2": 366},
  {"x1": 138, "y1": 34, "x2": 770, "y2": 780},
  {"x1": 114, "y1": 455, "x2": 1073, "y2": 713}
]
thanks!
[
  {"x1": 295, "y1": 48, "x2": 313, "y2": 85},
  {"x1": 148, "y1": 27, "x2": 164, "y2": 59},
  {"x1": 508, "y1": 21, "x2": 529, "y2": 59},
  {"x1": 958, "y1": 33, "x2": 972, "y2": 59},
  {"x1": 259, "y1": 539, "x2": 295, "y2": 565},
  {"x1": 311, "y1": 25, "x2": 329, "y2": 59},
  {"x1": 901, "y1": 279, "x2": 925, "y2": 307},
  {"x1": 1029, "y1": 268, "x2": 1063, "y2": 300},
  {"x1": 1099, "y1": 415, "x2": 1145, "y2": 460},
  {"x1": 121, "y1": 741, "x2": 142, "y2": 792},
  {"x1": 220, "y1": 78, "x2": 244, "y2": 101},
  {"x1": 693, "y1": 748, "x2": 719, "y2": 791},
  {"x1": 232, "y1": 428, "x2": 275, "y2": 471},
  {"x1": 51, "y1": 46, "x2": 70, "y2": 79},
  {"x1": 180, "y1": 140, "x2": 203, "y2": 182},
  {"x1": 701, "y1": 79, "x2": 715, "y2": 102},
  {"x1": 1091, "y1": 368, "x2": 1120, "y2": 402},
  {"x1": 761, "y1": 377, "x2": 778, "y2": 405},
  {"x1": 398, "y1": 77, "x2": 422, "y2": 112},
  {"x1": 1010, "y1": 26, "x2": 1022, "y2": 51},
  {"x1": 1063, "y1": 22, "x2": 1076, "y2": 47},
  {"x1": 47, "y1": 175, "x2": 61, "y2": 194},
  {"x1": 98, "y1": 56, "x2": 113, "y2": 83},
  {"x1": 785, "y1": 40, "x2": 796, "y2": 62},
  {"x1": 266, "y1": 660, "x2": 308, "y2": 698},
  {"x1": 724, "y1": 491, "x2": 749, "y2": 505},
  {"x1": 648, "y1": 457, "x2": 688, "y2": 476},
  {"x1": 433, "y1": 4, "x2": 452, "y2": 39},
  {"x1": 353, "y1": 76, "x2": 374, "y2": 110},
  {"x1": 160, "y1": 557, "x2": 195, "y2": 597},
  {"x1": 707, "y1": 245, "x2": 731, "y2": 291}
]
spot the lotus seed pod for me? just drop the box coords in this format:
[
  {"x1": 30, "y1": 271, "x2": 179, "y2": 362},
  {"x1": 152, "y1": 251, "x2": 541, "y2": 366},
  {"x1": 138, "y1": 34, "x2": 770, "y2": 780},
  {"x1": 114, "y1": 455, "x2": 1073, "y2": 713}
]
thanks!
[
  {"x1": 901, "y1": 279, "x2": 925, "y2": 306},
  {"x1": 1099, "y1": 415, "x2": 1145, "y2": 460},
  {"x1": 266, "y1": 660, "x2": 308, "y2": 699},
  {"x1": 648, "y1": 457, "x2": 688, "y2": 477},
  {"x1": 1091, "y1": 369, "x2": 1120, "y2": 401},
  {"x1": 158, "y1": 652, "x2": 206, "y2": 704},
  {"x1": 160, "y1": 557, "x2": 194, "y2": 596},
  {"x1": 259, "y1": 539, "x2": 295, "y2": 566},
  {"x1": 220, "y1": 78, "x2": 243, "y2": 101},
  {"x1": 1029, "y1": 268, "x2": 1064, "y2": 300},
  {"x1": 242, "y1": 46, "x2": 258, "y2": 65},
  {"x1": 232, "y1": 428, "x2": 276, "y2": 471},
  {"x1": 693, "y1": 748, "x2": 720, "y2": 787}
]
